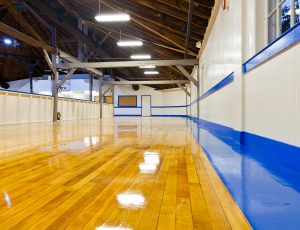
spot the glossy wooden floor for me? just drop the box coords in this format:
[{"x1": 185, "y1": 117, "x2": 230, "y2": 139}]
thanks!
[{"x1": 0, "y1": 118, "x2": 252, "y2": 230}]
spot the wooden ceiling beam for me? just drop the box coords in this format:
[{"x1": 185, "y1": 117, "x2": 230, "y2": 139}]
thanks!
[
  {"x1": 1, "y1": 0, "x2": 44, "y2": 41},
  {"x1": 100, "y1": 0, "x2": 205, "y2": 36},
  {"x1": 154, "y1": 0, "x2": 211, "y2": 19},
  {"x1": 0, "y1": 22, "x2": 56, "y2": 53},
  {"x1": 124, "y1": 0, "x2": 208, "y2": 26},
  {"x1": 100, "y1": 1, "x2": 197, "y2": 56}
]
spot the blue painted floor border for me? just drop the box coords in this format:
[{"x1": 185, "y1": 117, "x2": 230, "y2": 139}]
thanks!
[{"x1": 187, "y1": 117, "x2": 300, "y2": 230}]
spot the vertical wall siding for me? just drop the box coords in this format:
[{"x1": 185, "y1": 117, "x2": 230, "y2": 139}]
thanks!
[
  {"x1": 0, "y1": 90, "x2": 113, "y2": 125},
  {"x1": 190, "y1": 0, "x2": 243, "y2": 131},
  {"x1": 245, "y1": 43, "x2": 300, "y2": 146}
]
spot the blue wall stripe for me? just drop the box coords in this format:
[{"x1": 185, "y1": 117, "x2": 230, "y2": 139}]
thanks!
[
  {"x1": 114, "y1": 114, "x2": 142, "y2": 117},
  {"x1": 243, "y1": 22, "x2": 300, "y2": 73},
  {"x1": 151, "y1": 105, "x2": 187, "y2": 108},
  {"x1": 189, "y1": 72, "x2": 234, "y2": 106},
  {"x1": 151, "y1": 115, "x2": 187, "y2": 117},
  {"x1": 187, "y1": 116, "x2": 300, "y2": 229}
]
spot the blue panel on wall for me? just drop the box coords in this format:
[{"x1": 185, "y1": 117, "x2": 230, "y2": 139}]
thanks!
[
  {"x1": 243, "y1": 22, "x2": 300, "y2": 73},
  {"x1": 188, "y1": 117, "x2": 300, "y2": 230}
]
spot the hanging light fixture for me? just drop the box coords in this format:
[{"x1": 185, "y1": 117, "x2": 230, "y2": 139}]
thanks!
[
  {"x1": 95, "y1": 1, "x2": 130, "y2": 22},
  {"x1": 117, "y1": 40, "x2": 143, "y2": 47},
  {"x1": 144, "y1": 71, "x2": 159, "y2": 75},
  {"x1": 139, "y1": 65, "x2": 156, "y2": 69},
  {"x1": 131, "y1": 54, "x2": 151, "y2": 60}
]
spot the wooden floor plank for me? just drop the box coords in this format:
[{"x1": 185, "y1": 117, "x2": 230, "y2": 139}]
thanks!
[{"x1": 0, "y1": 118, "x2": 252, "y2": 229}]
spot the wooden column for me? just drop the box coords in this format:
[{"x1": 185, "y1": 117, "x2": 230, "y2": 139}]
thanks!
[
  {"x1": 197, "y1": 65, "x2": 200, "y2": 119},
  {"x1": 51, "y1": 24, "x2": 58, "y2": 122},
  {"x1": 89, "y1": 75, "x2": 93, "y2": 101},
  {"x1": 99, "y1": 79, "x2": 103, "y2": 118}
]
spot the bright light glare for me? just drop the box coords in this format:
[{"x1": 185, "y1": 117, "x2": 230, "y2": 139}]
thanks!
[
  {"x1": 130, "y1": 54, "x2": 151, "y2": 60},
  {"x1": 139, "y1": 163, "x2": 157, "y2": 173},
  {"x1": 95, "y1": 14, "x2": 130, "y2": 22},
  {"x1": 39, "y1": 91, "x2": 52, "y2": 95},
  {"x1": 139, "y1": 65, "x2": 156, "y2": 69},
  {"x1": 96, "y1": 225, "x2": 132, "y2": 230},
  {"x1": 144, "y1": 71, "x2": 159, "y2": 75},
  {"x1": 117, "y1": 193, "x2": 145, "y2": 208},
  {"x1": 83, "y1": 136, "x2": 99, "y2": 145},
  {"x1": 139, "y1": 151, "x2": 160, "y2": 173},
  {"x1": 117, "y1": 40, "x2": 143, "y2": 47},
  {"x1": 3, "y1": 38, "x2": 12, "y2": 45}
]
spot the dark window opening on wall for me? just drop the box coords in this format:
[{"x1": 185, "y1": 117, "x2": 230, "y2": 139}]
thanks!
[{"x1": 267, "y1": 0, "x2": 300, "y2": 43}]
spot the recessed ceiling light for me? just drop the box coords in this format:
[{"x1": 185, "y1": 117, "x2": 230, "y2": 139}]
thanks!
[
  {"x1": 144, "y1": 71, "x2": 159, "y2": 75},
  {"x1": 95, "y1": 13, "x2": 130, "y2": 22},
  {"x1": 139, "y1": 65, "x2": 156, "y2": 69},
  {"x1": 131, "y1": 54, "x2": 151, "y2": 60},
  {"x1": 117, "y1": 40, "x2": 143, "y2": 47}
]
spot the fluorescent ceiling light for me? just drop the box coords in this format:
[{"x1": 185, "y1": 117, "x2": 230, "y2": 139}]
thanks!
[
  {"x1": 95, "y1": 13, "x2": 130, "y2": 22},
  {"x1": 117, "y1": 40, "x2": 143, "y2": 47},
  {"x1": 144, "y1": 71, "x2": 159, "y2": 75},
  {"x1": 130, "y1": 54, "x2": 151, "y2": 60},
  {"x1": 139, "y1": 65, "x2": 156, "y2": 69}
]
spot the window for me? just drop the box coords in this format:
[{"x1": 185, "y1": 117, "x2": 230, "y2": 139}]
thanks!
[
  {"x1": 118, "y1": 96, "x2": 137, "y2": 107},
  {"x1": 267, "y1": 0, "x2": 299, "y2": 43}
]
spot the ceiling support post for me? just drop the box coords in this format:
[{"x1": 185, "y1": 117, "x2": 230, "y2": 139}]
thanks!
[
  {"x1": 197, "y1": 65, "x2": 200, "y2": 119},
  {"x1": 51, "y1": 24, "x2": 59, "y2": 122},
  {"x1": 176, "y1": 66, "x2": 198, "y2": 86},
  {"x1": 177, "y1": 84, "x2": 191, "y2": 97},
  {"x1": 57, "y1": 68, "x2": 77, "y2": 89},
  {"x1": 99, "y1": 79, "x2": 103, "y2": 119},
  {"x1": 102, "y1": 85, "x2": 113, "y2": 97},
  {"x1": 184, "y1": 0, "x2": 194, "y2": 59},
  {"x1": 89, "y1": 75, "x2": 93, "y2": 102}
]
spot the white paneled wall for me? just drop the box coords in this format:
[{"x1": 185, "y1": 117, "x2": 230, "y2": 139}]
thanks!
[
  {"x1": 190, "y1": 0, "x2": 243, "y2": 130},
  {"x1": 0, "y1": 90, "x2": 113, "y2": 125},
  {"x1": 245, "y1": 43, "x2": 300, "y2": 146},
  {"x1": 188, "y1": 0, "x2": 300, "y2": 147}
]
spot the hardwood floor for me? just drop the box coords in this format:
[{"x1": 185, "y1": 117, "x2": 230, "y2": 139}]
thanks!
[{"x1": 0, "y1": 117, "x2": 252, "y2": 229}]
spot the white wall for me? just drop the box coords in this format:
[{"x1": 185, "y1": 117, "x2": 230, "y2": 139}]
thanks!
[
  {"x1": 114, "y1": 85, "x2": 187, "y2": 116},
  {"x1": 244, "y1": 43, "x2": 300, "y2": 146},
  {"x1": 0, "y1": 90, "x2": 113, "y2": 125},
  {"x1": 191, "y1": 0, "x2": 243, "y2": 131},
  {"x1": 189, "y1": 0, "x2": 300, "y2": 147}
]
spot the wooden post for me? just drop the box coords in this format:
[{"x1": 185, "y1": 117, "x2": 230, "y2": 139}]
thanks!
[
  {"x1": 89, "y1": 75, "x2": 93, "y2": 101},
  {"x1": 51, "y1": 24, "x2": 58, "y2": 122},
  {"x1": 99, "y1": 79, "x2": 103, "y2": 118},
  {"x1": 197, "y1": 65, "x2": 200, "y2": 119}
]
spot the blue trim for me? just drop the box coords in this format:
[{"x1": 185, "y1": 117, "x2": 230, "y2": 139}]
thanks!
[
  {"x1": 152, "y1": 105, "x2": 187, "y2": 108},
  {"x1": 152, "y1": 115, "x2": 187, "y2": 117},
  {"x1": 115, "y1": 106, "x2": 142, "y2": 109},
  {"x1": 243, "y1": 22, "x2": 300, "y2": 73},
  {"x1": 187, "y1": 116, "x2": 300, "y2": 229},
  {"x1": 114, "y1": 114, "x2": 142, "y2": 117},
  {"x1": 118, "y1": 95, "x2": 138, "y2": 108},
  {"x1": 189, "y1": 72, "x2": 234, "y2": 106}
]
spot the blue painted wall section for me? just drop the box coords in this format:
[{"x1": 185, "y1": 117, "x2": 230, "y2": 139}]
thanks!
[
  {"x1": 188, "y1": 117, "x2": 300, "y2": 230},
  {"x1": 243, "y1": 22, "x2": 300, "y2": 73}
]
